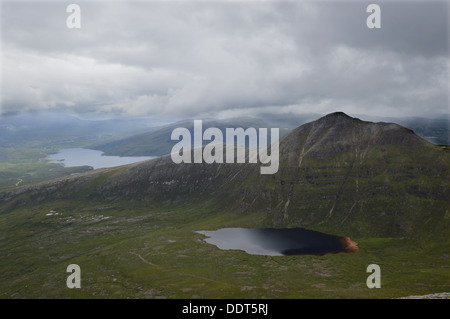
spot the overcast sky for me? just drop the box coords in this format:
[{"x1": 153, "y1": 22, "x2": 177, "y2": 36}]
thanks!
[{"x1": 1, "y1": 0, "x2": 449, "y2": 120}]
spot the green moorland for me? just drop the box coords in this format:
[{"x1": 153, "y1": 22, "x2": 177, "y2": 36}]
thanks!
[
  {"x1": 1, "y1": 113, "x2": 448, "y2": 299},
  {"x1": 0, "y1": 198, "x2": 448, "y2": 299}
]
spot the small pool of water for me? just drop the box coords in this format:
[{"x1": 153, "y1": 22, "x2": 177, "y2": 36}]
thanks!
[{"x1": 196, "y1": 227, "x2": 358, "y2": 256}]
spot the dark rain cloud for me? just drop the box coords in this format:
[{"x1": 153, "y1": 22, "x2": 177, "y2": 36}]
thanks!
[{"x1": 1, "y1": 0, "x2": 448, "y2": 119}]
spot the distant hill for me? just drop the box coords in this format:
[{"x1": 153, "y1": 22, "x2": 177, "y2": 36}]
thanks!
[
  {"x1": 92, "y1": 117, "x2": 290, "y2": 156},
  {"x1": 394, "y1": 117, "x2": 449, "y2": 146},
  {"x1": 351, "y1": 114, "x2": 450, "y2": 146}
]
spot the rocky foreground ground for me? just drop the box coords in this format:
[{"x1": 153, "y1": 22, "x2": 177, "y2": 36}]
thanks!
[{"x1": 397, "y1": 292, "x2": 450, "y2": 299}]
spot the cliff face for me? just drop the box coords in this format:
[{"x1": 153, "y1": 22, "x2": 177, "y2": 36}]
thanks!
[{"x1": 1, "y1": 112, "x2": 448, "y2": 239}]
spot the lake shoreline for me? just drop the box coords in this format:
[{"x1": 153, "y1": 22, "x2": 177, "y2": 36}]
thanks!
[{"x1": 197, "y1": 227, "x2": 356, "y2": 257}]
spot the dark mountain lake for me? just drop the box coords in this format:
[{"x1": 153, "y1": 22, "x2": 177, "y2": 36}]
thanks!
[
  {"x1": 47, "y1": 148, "x2": 155, "y2": 169},
  {"x1": 197, "y1": 228, "x2": 358, "y2": 256}
]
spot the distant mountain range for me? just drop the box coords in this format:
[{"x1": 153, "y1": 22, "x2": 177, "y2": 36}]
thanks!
[
  {"x1": 1, "y1": 111, "x2": 448, "y2": 152},
  {"x1": 2, "y1": 112, "x2": 448, "y2": 241},
  {"x1": 0, "y1": 111, "x2": 159, "y2": 147}
]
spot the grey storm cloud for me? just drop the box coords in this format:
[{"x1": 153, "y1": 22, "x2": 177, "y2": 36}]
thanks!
[{"x1": 1, "y1": 0, "x2": 448, "y2": 119}]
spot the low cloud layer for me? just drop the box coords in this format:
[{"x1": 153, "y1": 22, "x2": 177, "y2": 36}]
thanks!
[{"x1": 1, "y1": 0, "x2": 448, "y2": 119}]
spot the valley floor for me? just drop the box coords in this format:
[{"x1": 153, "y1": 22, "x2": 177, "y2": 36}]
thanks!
[{"x1": 0, "y1": 202, "x2": 448, "y2": 299}]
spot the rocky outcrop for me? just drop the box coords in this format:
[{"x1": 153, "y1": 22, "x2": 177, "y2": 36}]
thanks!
[{"x1": 340, "y1": 236, "x2": 359, "y2": 253}]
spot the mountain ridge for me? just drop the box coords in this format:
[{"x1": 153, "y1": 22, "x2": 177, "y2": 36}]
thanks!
[{"x1": 1, "y1": 112, "x2": 448, "y2": 240}]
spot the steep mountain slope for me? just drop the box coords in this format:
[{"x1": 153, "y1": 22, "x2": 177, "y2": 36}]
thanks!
[
  {"x1": 255, "y1": 112, "x2": 449, "y2": 237},
  {"x1": 1, "y1": 112, "x2": 448, "y2": 240}
]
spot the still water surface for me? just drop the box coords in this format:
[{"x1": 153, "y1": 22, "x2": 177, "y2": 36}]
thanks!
[
  {"x1": 197, "y1": 228, "x2": 350, "y2": 256},
  {"x1": 47, "y1": 148, "x2": 155, "y2": 169}
]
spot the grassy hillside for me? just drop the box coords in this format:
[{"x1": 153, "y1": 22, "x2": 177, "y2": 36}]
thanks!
[{"x1": 0, "y1": 112, "x2": 448, "y2": 298}]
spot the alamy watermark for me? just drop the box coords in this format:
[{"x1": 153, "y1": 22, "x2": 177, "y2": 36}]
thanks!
[
  {"x1": 366, "y1": 264, "x2": 381, "y2": 288},
  {"x1": 170, "y1": 120, "x2": 279, "y2": 174},
  {"x1": 66, "y1": 264, "x2": 81, "y2": 289},
  {"x1": 366, "y1": 4, "x2": 381, "y2": 29},
  {"x1": 66, "y1": 4, "x2": 81, "y2": 29}
]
